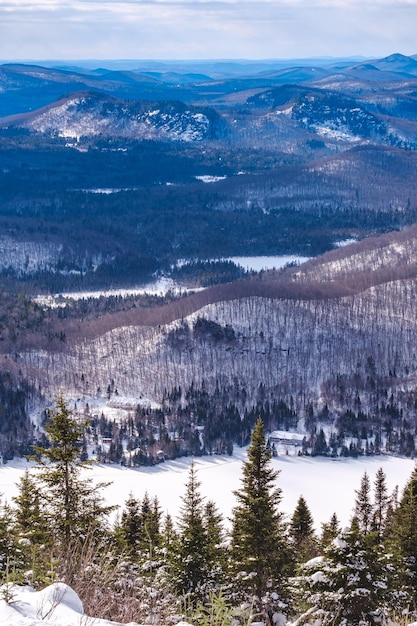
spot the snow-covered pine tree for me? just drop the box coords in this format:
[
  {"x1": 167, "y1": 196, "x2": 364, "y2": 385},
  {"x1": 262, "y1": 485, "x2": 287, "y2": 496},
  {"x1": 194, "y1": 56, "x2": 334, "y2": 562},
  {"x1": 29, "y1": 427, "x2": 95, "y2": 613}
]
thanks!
[
  {"x1": 229, "y1": 417, "x2": 290, "y2": 624},
  {"x1": 292, "y1": 525, "x2": 399, "y2": 626}
]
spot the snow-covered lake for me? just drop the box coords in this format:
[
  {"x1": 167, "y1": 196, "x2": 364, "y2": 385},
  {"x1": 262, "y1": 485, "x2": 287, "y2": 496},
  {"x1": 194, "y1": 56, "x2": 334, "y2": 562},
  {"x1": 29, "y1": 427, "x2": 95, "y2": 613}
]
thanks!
[
  {"x1": 34, "y1": 256, "x2": 311, "y2": 305},
  {"x1": 226, "y1": 255, "x2": 310, "y2": 272},
  {"x1": 0, "y1": 451, "x2": 414, "y2": 531}
]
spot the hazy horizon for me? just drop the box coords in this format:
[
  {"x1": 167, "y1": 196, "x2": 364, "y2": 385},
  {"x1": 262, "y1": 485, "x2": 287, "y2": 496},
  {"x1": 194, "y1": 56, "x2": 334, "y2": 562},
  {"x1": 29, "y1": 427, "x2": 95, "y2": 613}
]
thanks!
[{"x1": 1, "y1": 1, "x2": 416, "y2": 62}]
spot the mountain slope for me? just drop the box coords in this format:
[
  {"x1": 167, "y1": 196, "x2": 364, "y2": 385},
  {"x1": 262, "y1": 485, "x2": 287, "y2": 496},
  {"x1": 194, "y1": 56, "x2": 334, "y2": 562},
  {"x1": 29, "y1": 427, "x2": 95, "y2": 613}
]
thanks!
[
  {"x1": 12, "y1": 226, "x2": 417, "y2": 418},
  {"x1": 2, "y1": 91, "x2": 225, "y2": 142}
]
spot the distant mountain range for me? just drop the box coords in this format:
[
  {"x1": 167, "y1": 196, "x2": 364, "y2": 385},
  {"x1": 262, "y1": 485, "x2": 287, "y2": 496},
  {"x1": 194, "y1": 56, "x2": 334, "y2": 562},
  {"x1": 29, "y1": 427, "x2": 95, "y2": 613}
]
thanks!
[{"x1": 2, "y1": 53, "x2": 417, "y2": 146}]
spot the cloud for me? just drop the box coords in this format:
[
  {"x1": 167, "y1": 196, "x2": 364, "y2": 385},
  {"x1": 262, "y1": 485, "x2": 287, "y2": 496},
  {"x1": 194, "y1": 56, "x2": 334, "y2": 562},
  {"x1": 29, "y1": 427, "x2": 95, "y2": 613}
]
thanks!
[{"x1": 0, "y1": 0, "x2": 416, "y2": 60}]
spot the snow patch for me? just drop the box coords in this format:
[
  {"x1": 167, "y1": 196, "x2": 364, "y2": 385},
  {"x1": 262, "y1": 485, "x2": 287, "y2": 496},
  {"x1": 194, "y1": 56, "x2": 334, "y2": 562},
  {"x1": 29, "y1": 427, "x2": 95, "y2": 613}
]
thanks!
[{"x1": 195, "y1": 175, "x2": 227, "y2": 183}]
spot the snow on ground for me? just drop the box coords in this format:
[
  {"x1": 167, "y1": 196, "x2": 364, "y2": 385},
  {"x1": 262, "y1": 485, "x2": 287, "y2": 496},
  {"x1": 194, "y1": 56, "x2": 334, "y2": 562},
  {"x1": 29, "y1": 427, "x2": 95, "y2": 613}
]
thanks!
[
  {"x1": 226, "y1": 255, "x2": 310, "y2": 272},
  {"x1": 34, "y1": 256, "x2": 312, "y2": 307},
  {"x1": 0, "y1": 453, "x2": 415, "y2": 626},
  {"x1": 0, "y1": 581, "x2": 171, "y2": 626},
  {"x1": 33, "y1": 277, "x2": 193, "y2": 307},
  {"x1": 0, "y1": 451, "x2": 415, "y2": 530}
]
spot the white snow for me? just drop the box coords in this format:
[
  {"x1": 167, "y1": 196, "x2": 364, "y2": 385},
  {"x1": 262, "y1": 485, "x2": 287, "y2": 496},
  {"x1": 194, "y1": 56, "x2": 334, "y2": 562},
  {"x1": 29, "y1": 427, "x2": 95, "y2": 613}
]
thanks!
[
  {"x1": 0, "y1": 581, "x2": 173, "y2": 625},
  {"x1": 0, "y1": 454, "x2": 416, "y2": 626},
  {"x1": 33, "y1": 277, "x2": 195, "y2": 307},
  {"x1": 226, "y1": 255, "x2": 310, "y2": 272},
  {"x1": 0, "y1": 451, "x2": 414, "y2": 532},
  {"x1": 195, "y1": 175, "x2": 227, "y2": 183}
]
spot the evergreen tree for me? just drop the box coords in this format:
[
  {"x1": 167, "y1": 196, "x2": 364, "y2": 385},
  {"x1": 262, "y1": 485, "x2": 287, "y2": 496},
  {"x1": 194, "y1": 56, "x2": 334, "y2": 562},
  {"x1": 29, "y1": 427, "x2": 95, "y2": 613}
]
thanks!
[
  {"x1": 30, "y1": 393, "x2": 112, "y2": 549},
  {"x1": 229, "y1": 418, "x2": 290, "y2": 622},
  {"x1": 140, "y1": 492, "x2": 161, "y2": 559},
  {"x1": 389, "y1": 466, "x2": 417, "y2": 608},
  {"x1": 354, "y1": 471, "x2": 372, "y2": 535},
  {"x1": 293, "y1": 525, "x2": 399, "y2": 626},
  {"x1": 204, "y1": 500, "x2": 227, "y2": 589},
  {"x1": 12, "y1": 469, "x2": 51, "y2": 586},
  {"x1": 320, "y1": 512, "x2": 340, "y2": 549},
  {"x1": 117, "y1": 492, "x2": 142, "y2": 558},
  {"x1": 372, "y1": 467, "x2": 389, "y2": 540},
  {"x1": 169, "y1": 461, "x2": 213, "y2": 605},
  {"x1": 290, "y1": 495, "x2": 317, "y2": 563},
  {"x1": 0, "y1": 498, "x2": 24, "y2": 582},
  {"x1": 311, "y1": 428, "x2": 328, "y2": 456}
]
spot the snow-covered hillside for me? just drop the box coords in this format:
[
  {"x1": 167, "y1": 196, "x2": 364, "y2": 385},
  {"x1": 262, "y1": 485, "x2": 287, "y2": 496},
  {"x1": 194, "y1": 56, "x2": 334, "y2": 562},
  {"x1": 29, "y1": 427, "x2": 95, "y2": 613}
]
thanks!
[
  {"x1": 20, "y1": 271, "x2": 417, "y2": 411},
  {"x1": 10, "y1": 92, "x2": 222, "y2": 143}
]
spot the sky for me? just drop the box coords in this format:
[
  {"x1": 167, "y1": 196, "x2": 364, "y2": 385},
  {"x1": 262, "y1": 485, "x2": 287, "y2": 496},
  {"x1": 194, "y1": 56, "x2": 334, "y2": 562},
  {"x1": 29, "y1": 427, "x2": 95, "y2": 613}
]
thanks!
[{"x1": 0, "y1": 0, "x2": 416, "y2": 62}]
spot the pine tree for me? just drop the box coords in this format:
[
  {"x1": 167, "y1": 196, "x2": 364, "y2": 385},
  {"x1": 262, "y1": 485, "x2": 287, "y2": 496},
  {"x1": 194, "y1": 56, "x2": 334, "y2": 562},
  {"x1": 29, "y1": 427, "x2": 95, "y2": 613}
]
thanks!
[
  {"x1": 320, "y1": 512, "x2": 340, "y2": 549},
  {"x1": 141, "y1": 492, "x2": 161, "y2": 555},
  {"x1": 12, "y1": 469, "x2": 51, "y2": 587},
  {"x1": 229, "y1": 418, "x2": 290, "y2": 622},
  {"x1": 117, "y1": 492, "x2": 142, "y2": 558},
  {"x1": 290, "y1": 495, "x2": 317, "y2": 563},
  {"x1": 0, "y1": 498, "x2": 24, "y2": 582},
  {"x1": 293, "y1": 525, "x2": 399, "y2": 626},
  {"x1": 204, "y1": 500, "x2": 227, "y2": 589}
]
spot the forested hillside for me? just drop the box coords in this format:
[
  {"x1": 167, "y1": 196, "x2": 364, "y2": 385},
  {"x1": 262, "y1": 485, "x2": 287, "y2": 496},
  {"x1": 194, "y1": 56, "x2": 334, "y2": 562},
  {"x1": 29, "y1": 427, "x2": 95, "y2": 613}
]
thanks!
[
  {"x1": 0, "y1": 224, "x2": 411, "y2": 462},
  {"x1": 2, "y1": 55, "x2": 417, "y2": 461}
]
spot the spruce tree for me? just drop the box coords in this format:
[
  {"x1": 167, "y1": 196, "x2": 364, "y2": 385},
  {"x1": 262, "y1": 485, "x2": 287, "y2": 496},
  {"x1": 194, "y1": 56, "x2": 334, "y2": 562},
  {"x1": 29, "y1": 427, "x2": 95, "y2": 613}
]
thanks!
[
  {"x1": 30, "y1": 393, "x2": 112, "y2": 549},
  {"x1": 372, "y1": 467, "x2": 389, "y2": 540},
  {"x1": 354, "y1": 471, "x2": 372, "y2": 535},
  {"x1": 169, "y1": 461, "x2": 212, "y2": 605},
  {"x1": 320, "y1": 512, "x2": 340, "y2": 549},
  {"x1": 290, "y1": 495, "x2": 317, "y2": 563},
  {"x1": 117, "y1": 492, "x2": 143, "y2": 558},
  {"x1": 389, "y1": 466, "x2": 417, "y2": 608},
  {"x1": 0, "y1": 498, "x2": 24, "y2": 582},
  {"x1": 204, "y1": 500, "x2": 227, "y2": 589},
  {"x1": 141, "y1": 492, "x2": 161, "y2": 555},
  {"x1": 12, "y1": 469, "x2": 51, "y2": 586},
  {"x1": 293, "y1": 525, "x2": 399, "y2": 626},
  {"x1": 229, "y1": 418, "x2": 290, "y2": 621}
]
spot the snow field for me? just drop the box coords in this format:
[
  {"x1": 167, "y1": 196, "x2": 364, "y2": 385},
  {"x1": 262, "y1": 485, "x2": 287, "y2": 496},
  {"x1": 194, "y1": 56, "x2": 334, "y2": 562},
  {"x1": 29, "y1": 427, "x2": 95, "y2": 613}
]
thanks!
[{"x1": 0, "y1": 451, "x2": 414, "y2": 530}]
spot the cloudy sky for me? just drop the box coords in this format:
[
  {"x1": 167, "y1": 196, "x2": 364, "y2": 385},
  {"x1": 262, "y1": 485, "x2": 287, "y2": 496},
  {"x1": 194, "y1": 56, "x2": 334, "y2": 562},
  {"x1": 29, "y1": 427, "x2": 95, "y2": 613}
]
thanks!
[{"x1": 0, "y1": 0, "x2": 416, "y2": 61}]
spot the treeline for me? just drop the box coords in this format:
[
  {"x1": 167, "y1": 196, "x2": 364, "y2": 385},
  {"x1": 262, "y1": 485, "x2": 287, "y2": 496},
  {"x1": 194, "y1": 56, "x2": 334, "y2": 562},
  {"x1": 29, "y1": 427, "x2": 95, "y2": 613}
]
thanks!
[
  {"x1": 3, "y1": 400, "x2": 417, "y2": 626},
  {"x1": 3, "y1": 140, "x2": 417, "y2": 293},
  {"x1": 0, "y1": 371, "x2": 33, "y2": 461},
  {"x1": 85, "y1": 376, "x2": 417, "y2": 466},
  {"x1": 88, "y1": 382, "x2": 298, "y2": 463}
]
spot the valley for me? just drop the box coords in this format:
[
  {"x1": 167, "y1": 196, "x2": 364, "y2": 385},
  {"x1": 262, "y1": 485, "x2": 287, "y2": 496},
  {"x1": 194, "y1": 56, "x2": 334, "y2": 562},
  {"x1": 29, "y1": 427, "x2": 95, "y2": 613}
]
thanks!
[{"x1": 1, "y1": 54, "x2": 417, "y2": 465}]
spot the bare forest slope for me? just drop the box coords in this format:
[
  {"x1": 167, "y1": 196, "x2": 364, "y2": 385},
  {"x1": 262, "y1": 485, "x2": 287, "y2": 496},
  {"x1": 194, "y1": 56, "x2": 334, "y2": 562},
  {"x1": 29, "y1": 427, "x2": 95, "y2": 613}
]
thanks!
[{"x1": 16, "y1": 225, "x2": 417, "y2": 416}]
